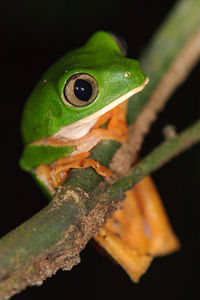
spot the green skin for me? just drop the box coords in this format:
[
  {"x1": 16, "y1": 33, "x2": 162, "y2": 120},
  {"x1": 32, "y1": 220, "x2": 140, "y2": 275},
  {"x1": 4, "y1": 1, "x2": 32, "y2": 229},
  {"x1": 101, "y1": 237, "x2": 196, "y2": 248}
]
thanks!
[{"x1": 19, "y1": 31, "x2": 147, "y2": 194}]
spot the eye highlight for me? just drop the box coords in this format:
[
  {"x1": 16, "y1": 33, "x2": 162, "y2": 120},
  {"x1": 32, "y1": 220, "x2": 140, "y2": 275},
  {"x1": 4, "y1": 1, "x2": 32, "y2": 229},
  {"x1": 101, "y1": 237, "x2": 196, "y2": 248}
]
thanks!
[{"x1": 63, "y1": 73, "x2": 99, "y2": 107}]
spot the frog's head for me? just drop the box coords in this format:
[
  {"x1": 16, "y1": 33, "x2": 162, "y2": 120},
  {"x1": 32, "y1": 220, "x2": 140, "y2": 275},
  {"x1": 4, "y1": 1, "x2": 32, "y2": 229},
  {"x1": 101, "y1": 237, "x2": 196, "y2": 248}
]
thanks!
[{"x1": 21, "y1": 31, "x2": 148, "y2": 145}]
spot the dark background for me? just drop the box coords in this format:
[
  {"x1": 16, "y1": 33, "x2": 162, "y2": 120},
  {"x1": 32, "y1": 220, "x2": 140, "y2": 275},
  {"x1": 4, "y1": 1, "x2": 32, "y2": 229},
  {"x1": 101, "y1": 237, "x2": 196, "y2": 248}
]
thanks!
[{"x1": 0, "y1": 0, "x2": 200, "y2": 299}]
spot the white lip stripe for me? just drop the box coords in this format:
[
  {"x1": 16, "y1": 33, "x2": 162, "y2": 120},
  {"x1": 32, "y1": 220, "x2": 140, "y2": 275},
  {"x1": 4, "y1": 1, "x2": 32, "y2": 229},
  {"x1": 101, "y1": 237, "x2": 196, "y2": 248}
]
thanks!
[
  {"x1": 63, "y1": 77, "x2": 149, "y2": 131},
  {"x1": 53, "y1": 118, "x2": 98, "y2": 140}
]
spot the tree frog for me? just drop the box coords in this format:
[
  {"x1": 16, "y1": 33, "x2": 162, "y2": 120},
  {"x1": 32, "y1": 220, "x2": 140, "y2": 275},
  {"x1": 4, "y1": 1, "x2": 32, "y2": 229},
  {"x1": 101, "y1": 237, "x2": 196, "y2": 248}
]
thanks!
[
  {"x1": 19, "y1": 31, "x2": 179, "y2": 282},
  {"x1": 19, "y1": 31, "x2": 148, "y2": 196}
]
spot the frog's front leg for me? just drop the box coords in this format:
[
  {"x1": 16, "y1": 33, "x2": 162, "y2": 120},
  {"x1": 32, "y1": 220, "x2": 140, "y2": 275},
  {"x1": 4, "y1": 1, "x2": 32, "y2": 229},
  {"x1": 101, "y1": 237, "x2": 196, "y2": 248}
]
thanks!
[
  {"x1": 66, "y1": 101, "x2": 129, "y2": 156},
  {"x1": 36, "y1": 151, "x2": 112, "y2": 193},
  {"x1": 51, "y1": 152, "x2": 112, "y2": 187},
  {"x1": 35, "y1": 102, "x2": 128, "y2": 194},
  {"x1": 94, "y1": 101, "x2": 128, "y2": 141}
]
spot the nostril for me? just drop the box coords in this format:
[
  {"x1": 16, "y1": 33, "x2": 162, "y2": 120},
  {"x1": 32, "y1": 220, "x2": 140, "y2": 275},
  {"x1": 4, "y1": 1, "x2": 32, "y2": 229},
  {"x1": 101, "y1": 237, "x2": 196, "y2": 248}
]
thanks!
[{"x1": 124, "y1": 72, "x2": 131, "y2": 78}]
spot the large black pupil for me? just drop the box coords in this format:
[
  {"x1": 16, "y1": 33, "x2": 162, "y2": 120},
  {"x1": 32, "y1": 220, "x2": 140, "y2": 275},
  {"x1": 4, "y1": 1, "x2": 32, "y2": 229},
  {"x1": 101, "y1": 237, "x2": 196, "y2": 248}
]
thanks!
[{"x1": 74, "y1": 79, "x2": 92, "y2": 101}]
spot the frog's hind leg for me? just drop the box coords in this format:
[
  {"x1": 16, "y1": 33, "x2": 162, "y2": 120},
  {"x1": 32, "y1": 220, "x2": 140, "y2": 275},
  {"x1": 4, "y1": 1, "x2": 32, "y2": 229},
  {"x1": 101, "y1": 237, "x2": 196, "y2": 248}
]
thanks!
[{"x1": 94, "y1": 176, "x2": 180, "y2": 283}]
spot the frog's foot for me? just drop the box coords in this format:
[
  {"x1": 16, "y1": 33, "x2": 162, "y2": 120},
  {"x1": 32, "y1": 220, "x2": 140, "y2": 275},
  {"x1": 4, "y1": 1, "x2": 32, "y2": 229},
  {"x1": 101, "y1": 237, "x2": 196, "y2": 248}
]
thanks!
[
  {"x1": 94, "y1": 176, "x2": 180, "y2": 282},
  {"x1": 51, "y1": 152, "x2": 111, "y2": 187},
  {"x1": 49, "y1": 152, "x2": 90, "y2": 186},
  {"x1": 36, "y1": 152, "x2": 112, "y2": 190},
  {"x1": 81, "y1": 159, "x2": 112, "y2": 177}
]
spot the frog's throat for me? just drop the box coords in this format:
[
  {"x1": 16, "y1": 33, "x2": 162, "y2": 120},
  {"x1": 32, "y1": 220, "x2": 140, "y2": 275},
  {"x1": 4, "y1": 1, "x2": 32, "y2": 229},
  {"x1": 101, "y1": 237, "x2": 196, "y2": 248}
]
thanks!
[{"x1": 52, "y1": 77, "x2": 149, "y2": 141}]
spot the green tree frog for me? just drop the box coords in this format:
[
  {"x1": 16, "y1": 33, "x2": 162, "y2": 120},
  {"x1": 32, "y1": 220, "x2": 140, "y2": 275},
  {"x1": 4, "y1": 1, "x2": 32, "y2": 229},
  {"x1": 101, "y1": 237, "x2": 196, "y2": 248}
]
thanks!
[
  {"x1": 19, "y1": 31, "x2": 180, "y2": 283},
  {"x1": 19, "y1": 31, "x2": 148, "y2": 196}
]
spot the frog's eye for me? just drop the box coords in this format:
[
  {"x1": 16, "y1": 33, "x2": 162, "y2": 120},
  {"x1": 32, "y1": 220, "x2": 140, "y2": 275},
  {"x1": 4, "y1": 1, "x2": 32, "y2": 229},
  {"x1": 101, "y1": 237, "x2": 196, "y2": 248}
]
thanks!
[
  {"x1": 63, "y1": 73, "x2": 99, "y2": 107},
  {"x1": 109, "y1": 32, "x2": 128, "y2": 56}
]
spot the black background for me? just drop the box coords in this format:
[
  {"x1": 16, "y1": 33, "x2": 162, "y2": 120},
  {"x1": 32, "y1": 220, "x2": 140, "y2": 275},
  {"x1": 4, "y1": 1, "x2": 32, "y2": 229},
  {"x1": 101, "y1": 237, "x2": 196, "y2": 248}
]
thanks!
[{"x1": 0, "y1": 0, "x2": 200, "y2": 299}]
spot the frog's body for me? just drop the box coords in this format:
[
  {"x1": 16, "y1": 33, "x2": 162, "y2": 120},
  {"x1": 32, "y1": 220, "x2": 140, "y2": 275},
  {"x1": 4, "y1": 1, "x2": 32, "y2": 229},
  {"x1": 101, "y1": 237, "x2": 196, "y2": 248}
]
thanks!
[
  {"x1": 20, "y1": 31, "x2": 148, "y2": 195},
  {"x1": 20, "y1": 31, "x2": 179, "y2": 282}
]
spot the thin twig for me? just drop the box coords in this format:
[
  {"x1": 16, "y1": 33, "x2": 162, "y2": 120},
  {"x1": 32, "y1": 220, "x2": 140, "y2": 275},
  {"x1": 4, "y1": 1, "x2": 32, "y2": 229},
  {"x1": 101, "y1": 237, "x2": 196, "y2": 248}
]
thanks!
[{"x1": 108, "y1": 119, "x2": 200, "y2": 200}]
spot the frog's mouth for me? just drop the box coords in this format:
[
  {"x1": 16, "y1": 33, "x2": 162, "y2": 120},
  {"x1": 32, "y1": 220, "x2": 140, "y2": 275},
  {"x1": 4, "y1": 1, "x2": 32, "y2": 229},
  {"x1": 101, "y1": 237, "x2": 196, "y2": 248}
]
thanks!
[{"x1": 53, "y1": 77, "x2": 149, "y2": 141}]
